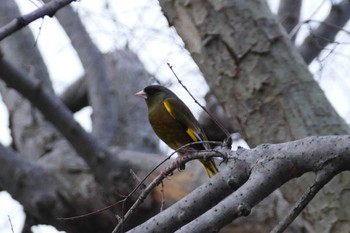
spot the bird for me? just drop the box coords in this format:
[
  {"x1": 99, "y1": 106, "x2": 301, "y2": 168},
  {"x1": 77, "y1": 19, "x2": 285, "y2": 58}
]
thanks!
[{"x1": 135, "y1": 85, "x2": 218, "y2": 177}]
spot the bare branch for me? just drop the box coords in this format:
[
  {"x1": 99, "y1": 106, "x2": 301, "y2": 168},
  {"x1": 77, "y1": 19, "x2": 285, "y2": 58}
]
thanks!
[
  {"x1": 43, "y1": 1, "x2": 118, "y2": 146},
  {"x1": 0, "y1": 56, "x2": 130, "y2": 187},
  {"x1": 167, "y1": 63, "x2": 231, "y2": 139},
  {"x1": 0, "y1": 0, "x2": 76, "y2": 41},
  {"x1": 199, "y1": 92, "x2": 236, "y2": 142},
  {"x1": 0, "y1": 141, "x2": 120, "y2": 232},
  {"x1": 298, "y1": 0, "x2": 350, "y2": 64},
  {"x1": 177, "y1": 136, "x2": 350, "y2": 233},
  {"x1": 271, "y1": 167, "x2": 337, "y2": 233},
  {"x1": 60, "y1": 76, "x2": 88, "y2": 113},
  {"x1": 0, "y1": 143, "x2": 67, "y2": 225},
  {"x1": 277, "y1": 0, "x2": 301, "y2": 41},
  {"x1": 128, "y1": 135, "x2": 350, "y2": 232},
  {"x1": 113, "y1": 147, "x2": 232, "y2": 233},
  {"x1": 59, "y1": 49, "x2": 159, "y2": 151}
]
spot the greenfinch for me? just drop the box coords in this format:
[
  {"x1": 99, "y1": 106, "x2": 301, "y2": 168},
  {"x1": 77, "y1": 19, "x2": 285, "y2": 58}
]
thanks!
[{"x1": 136, "y1": 85, "x2": 218, "y2": 177}]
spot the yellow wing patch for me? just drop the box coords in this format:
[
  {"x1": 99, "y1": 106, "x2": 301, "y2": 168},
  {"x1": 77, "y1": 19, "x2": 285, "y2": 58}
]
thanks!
[
  {"x1": 163, "y1": 100, "x2": 198, "y2": 142},
  {"x1": 186, "y1": 128, "x2": 198, "y2": 142},
  {"x1": 163, "y1": 100, "x2": 176, "y2": 119}
]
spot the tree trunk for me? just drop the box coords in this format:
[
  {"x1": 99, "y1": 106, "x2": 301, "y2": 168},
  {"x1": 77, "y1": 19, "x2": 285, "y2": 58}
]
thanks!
[{"x1": 159, "y1": 0, "x2": 350, "y2": 232}]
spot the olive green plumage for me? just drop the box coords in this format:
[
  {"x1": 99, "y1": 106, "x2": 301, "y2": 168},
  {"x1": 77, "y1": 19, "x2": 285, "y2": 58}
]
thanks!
[{"x1": 136, "y1": 85, "x2": 218, "y2": 177}]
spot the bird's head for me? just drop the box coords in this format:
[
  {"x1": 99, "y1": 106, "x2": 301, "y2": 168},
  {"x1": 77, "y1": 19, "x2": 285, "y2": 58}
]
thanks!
[{"x1": 135, "y1": 85, "x2": 176, "y2": 108}]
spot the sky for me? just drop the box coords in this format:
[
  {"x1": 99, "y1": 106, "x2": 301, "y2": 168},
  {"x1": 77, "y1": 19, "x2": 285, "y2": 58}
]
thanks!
[{"x1": 1, "y1": 0, "x2": 350, "y2": 232}]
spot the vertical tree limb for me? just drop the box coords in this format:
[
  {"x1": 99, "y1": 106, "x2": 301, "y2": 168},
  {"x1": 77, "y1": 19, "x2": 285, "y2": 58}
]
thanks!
[
  {"x1": 60, "y1": 75, "x2": 88, "y2": 112},
  {"x1": 277, "y1": 0, "x2": 301, "y2": 41},
  {"x1": 42, "y1": 1, "x2": 118, "y2": 146},
  {"x1": 298, "y1": 0, "x2": 350, "y2": 64},
  {"x1": 0, "y1": 56, "x2": 131, "y2": 187}
]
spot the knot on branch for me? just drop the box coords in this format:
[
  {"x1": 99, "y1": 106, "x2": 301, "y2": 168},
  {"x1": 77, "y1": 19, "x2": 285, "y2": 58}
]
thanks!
[
  {"x1": 177, "y1": 210, "x2": 187, "y2": 222},
  {"x1": 227, "y1": 176, "x2": 240, "y2": 189},
  {"x1": 237, "y1": 202, "x2": 251, "y2": 216}
]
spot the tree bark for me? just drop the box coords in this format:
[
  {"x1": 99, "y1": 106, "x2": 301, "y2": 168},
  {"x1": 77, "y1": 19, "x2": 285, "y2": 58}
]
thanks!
[
  {"x1": 128, "y1": 135, "x2": 350, "y2": 233},
  {"x1": 159, "y1": 0, "x2": 350, "y2": 232}
]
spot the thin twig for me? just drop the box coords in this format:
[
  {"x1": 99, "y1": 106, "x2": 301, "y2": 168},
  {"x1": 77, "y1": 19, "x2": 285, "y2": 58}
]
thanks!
[
  {"x1": 0, "y1": 0, "x2": 76, "y2": 41},
  {"x1": 160, "y1": 181, "x2": 165, "y2": 212},
  {"x1": 289, "y1": 0, "x2": 328, "y2": 38},
  {"x1": 270, "y1": 167, "x2": 337, "y2": 233},
  {"x1": 167, "y1": 63, "x2": 231, "y2": 139},
  {"x1": 8, "y1": 215, "x2": 14, "y2": 233},
  {"x1": 292, "y1": 18, "x2": 350, "y2": 40},
  {"x1": 60, "y1": 140, "x2": 222, "y2": 222},
  {"x1": 112, "y1": 147, "x2": 226, "y2": 233},
  {"x1": 59, "y1": 151, "x2": 178, "y2": 221},
  {"x1": 33, "y1": 17, "x2": 45, "y2": 47}
]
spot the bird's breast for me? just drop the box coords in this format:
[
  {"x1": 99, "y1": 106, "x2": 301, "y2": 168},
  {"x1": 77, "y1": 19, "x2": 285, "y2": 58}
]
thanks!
[{"x1": 148, "y1": 103, "x2": 192, "y2": 151}]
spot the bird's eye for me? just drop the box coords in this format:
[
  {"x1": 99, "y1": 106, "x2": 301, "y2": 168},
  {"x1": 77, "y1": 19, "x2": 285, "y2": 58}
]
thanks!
[{"x1": 146, "y1": 88, "x2": 158, "y2": 95}]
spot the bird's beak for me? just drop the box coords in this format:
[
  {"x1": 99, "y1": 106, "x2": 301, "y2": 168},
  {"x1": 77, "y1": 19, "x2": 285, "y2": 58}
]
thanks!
[{"x1": 135, "y1": 90, "x2": 147, "y2": 99}]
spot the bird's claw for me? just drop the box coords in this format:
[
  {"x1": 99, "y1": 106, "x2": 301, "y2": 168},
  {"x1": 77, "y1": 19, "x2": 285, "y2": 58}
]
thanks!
[
  {"x1": 173, "y1": 157, "x2": 186, "y2": 171},
  {"x1": 160, "y1": 167, "x2": 174, "y2": 178}
]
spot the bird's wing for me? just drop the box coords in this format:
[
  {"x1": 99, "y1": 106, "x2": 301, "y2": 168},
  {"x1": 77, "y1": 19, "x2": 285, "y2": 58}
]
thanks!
[{"x1": 163, "y1": 98, "x2": 209, "y2": 149}]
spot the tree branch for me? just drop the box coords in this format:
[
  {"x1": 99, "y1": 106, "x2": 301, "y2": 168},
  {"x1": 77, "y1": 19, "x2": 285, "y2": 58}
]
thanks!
[
  {"x1": 277, "y1": 0, "x2": 301, "y2": 41},
  {"x1": 0, "y1": 56, "x2": 130, "y2": 188},
  {"x1": 43, "y1": 1, "x2": 118, "y2": 146},
  {"x1": 298, "y1": 0, "x2": 350, "y2": 64},
  {"x1": 0, "y1": 141, "x2": 123, "y2": 232},
  {"x1": 271, "y1": 166, "x2": 337, "y2": 233},
  {"x1": 60, "y1": 76, "x2": 88, "y2": 113},
  {"x1": 0, "y1": 0, "x2": 76, "y2": 41},
  {"x1": 128, "y1": 135, "x2": 350, "y2": 232},
  {"x1": 113, "y1": 148, "x2": 238, "y2": 233},
  {"x1": 59, "y1": 49, "x2": 159, "y2": 151},
  {"x1": 0, "y1": 143, "x2": 67, "y2": 226}
]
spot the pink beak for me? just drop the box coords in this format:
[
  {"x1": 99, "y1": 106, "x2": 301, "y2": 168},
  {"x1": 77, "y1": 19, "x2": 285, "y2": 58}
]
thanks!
[{"x1": 135, "y1": 90, "x2": 147, "y2": 99}]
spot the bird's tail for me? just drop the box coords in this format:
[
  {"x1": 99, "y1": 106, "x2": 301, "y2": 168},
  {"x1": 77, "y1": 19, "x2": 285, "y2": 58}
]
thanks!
[{"x1": 199, "y1": 158, "x2": 219, "y2": 177}]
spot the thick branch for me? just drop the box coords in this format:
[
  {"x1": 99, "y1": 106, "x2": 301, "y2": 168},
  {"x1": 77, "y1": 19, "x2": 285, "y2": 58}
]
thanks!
[
  {"x1": 59, "y1": 49, "x2": 159, "y2": 151},
  {"x1": 0, "y1": 57, "x2": 130, "y2": 187},
  {"x1": 298, "y1": 0, "x2": 350, "y2": 64},
  {"x1": 277, "y1": 0, "x2": 301, "y2": 41},
  {"x1": 60, "y1": 76, "x2": 88, "y2": 113},
  {"x1": 43, "y1": 1, "x2": 118, "y2": 145},
  {"x1": 128, "y1": 135, "x2": 350, "y2": 232},
  {"x1": 271, "y1": 167, "x2": 337, "y2": 233},
  {"x1": 0, "y1": 0, "x2": 76, "y2": 41},
  {"x1": 1, "y1": 146, "x2": 117, "y2": 231},
  {"x1": 0, "y1": 143, "x2": 67, "y2": 226}
]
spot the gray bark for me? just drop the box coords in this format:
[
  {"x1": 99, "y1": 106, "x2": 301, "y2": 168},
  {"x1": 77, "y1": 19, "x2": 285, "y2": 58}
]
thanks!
[
  {"x1": 42, "y1": 1, "x2": 118, "y2": 146},
  {"x1": 159, "y1": 0, "x2": 350, "y2": 232},
  {"x1": 298, "y1": 0, "x2": 350, "y2": 64},
  {"x1": 277, "y1": 0, "x2": 301, "y2": 41},
  {"x1": 129, "y1": 135, "x2": 350, "y2": 232}
]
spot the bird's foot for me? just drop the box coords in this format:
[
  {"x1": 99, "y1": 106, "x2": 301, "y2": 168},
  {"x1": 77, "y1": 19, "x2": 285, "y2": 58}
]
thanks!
[
  {"x1": 160, "y1": 155, "x2": 188, "y2": 178},
  {"x1": 160, "y1": 167, "x2": 173, "y2": 178},
  {"x1": 173, "y1": 156, "x2": 186, "y2": 171}
]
